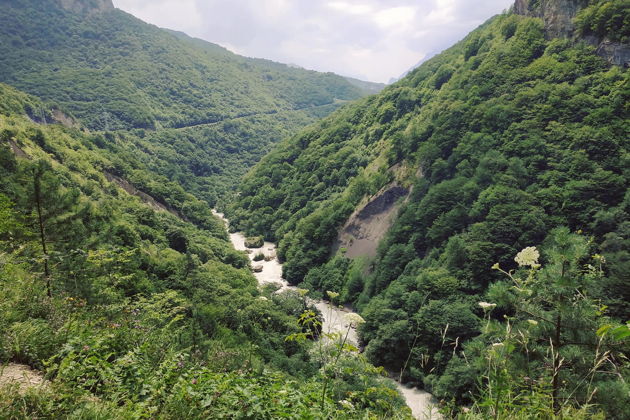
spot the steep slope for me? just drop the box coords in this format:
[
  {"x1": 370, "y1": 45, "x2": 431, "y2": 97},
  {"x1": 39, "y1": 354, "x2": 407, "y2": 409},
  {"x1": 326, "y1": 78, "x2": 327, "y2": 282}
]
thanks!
[
  {"x1": 0, "y1": 0, "x2": 377, "y2": 205},
  {"x1": 0, "y1": 0, "x2": 367, "y2": 130},
  {"x1": 229, "y1": 0, "x2": 629, "y2": 416},
  {"x1": 0, "y1": 83, "x2": 411, "y2": 419}
]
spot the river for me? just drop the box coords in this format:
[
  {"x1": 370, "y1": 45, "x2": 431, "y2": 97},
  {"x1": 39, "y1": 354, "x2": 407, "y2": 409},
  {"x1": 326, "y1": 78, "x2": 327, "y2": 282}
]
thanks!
[{"x1": 214, "y1": 211, "x2": 441, "y2": 419}]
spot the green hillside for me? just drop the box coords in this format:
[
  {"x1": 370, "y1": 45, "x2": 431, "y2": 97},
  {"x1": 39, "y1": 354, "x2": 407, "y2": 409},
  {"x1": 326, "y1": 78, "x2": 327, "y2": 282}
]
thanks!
[
  {"x1": 0, "y1": 0, "x2": 368, "y2": 130},
  {"x1": 0, "y1": 83, "x2": 410, "y2": 418},
  {"x1": 0, "y1": 0, "x2": 376, "y2": 205},
  {"x1": 228, "y1": 1, "x2": 629, "y2": 417}
]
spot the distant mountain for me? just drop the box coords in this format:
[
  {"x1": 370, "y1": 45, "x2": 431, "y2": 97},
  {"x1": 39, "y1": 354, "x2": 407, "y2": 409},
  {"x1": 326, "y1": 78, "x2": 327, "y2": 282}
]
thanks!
[
  {"x1": 343, "y1": 76, "x2": 387, "y2": 94},
  {"x1": 0, "y1": 0, "x2": 378, "y2": 204},
  {"x1": 0, "y1": 0, "x2": 370, "y2": 131},
  {"x1": 387, "y1": 50, "x2": 440, "y2": 84}
]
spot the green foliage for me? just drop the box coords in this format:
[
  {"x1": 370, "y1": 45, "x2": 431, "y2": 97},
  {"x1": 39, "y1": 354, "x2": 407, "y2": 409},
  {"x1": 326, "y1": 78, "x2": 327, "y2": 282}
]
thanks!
[
  {"x1": 244, "y1": 236, "x2": 265, "y2": 248},
  {"x1": 575, "y1": 0, "x2": 630, "y2": 43},
  {"x1": 229, "y1": 8, "x2": 629, "y2": 418},
  {"x1": 0, "y1": 1, "x2": 366, "y2": 131},
  {"x1": 0, "y1": 84, "x2": 410, "y2": 418},
  {"x1": 0, "y1": 1, "x2": 377, "y2": 206},
  {"x1": 458, "y1": 231, "x2": 627, "y2": 418}
]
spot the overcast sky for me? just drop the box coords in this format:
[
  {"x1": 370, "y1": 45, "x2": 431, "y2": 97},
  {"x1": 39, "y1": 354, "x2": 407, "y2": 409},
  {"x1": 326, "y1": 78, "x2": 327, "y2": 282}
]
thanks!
[{"x1": 112, "y1": 0, "x2": 513, "y2": 83}]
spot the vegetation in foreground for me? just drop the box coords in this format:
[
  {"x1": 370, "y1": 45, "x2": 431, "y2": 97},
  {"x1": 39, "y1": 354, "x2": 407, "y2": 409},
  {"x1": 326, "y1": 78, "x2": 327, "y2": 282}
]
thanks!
[
  {"x1": 229, "y1": 1, "x2": 629, "y2": 417},
  {"x1": 0, "y1": 84, "x2": 410, "y2": 419}
]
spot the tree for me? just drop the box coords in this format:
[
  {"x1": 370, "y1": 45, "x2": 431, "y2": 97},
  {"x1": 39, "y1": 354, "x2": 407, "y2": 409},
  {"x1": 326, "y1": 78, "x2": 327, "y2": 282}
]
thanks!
[
  {"x1": 21, "y1": 160, "x2": 86, "y2": 297},
  {"x1": 483, "y1": 228, "x2": 625, "y2": 415}
]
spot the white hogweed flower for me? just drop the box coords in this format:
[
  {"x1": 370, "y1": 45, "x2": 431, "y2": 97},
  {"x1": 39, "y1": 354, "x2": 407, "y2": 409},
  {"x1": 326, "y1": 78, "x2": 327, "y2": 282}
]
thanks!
[
  {"x1": 339, "y1": 400, "x2": 355, "y2": 410},
  {"x1": 514, "y1": 246, "x2": 540, "y2": 267},
  {"x1": 478, "y1": 302, "x2": 496, "y2": 310},
  {"x1": 326, "y1": 290, "x2": 340, "y2": 299},
  {"x1": 345, "y1": 312, "x2": 365, "y2": 327}
]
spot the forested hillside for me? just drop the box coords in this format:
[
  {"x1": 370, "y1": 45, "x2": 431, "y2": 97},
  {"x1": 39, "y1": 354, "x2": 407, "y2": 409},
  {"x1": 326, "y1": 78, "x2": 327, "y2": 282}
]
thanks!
[
  {"x1": 229, "y1": 0, "x2": 629, "y2": 417},
  {"x1": 0, "y1": 0, "x2": 379, "y2": 205},
  {"x1": 0, "y1": 83, "x2": 410, "y2": 418},
  {"x1": 0, "y1": 0, "x2": 370, "y2": 130}
]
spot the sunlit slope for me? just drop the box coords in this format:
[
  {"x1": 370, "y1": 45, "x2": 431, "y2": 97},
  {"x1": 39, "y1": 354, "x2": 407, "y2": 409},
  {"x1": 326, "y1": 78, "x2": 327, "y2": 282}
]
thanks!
[{"x1": 229, "y1": 3, "x2": 628, "y2": 414}]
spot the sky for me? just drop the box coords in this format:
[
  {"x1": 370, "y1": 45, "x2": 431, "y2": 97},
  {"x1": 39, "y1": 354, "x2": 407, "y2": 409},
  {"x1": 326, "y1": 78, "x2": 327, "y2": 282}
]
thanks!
[{"x1": 112, "y1": 0, "x2": 514, "y2": 83}]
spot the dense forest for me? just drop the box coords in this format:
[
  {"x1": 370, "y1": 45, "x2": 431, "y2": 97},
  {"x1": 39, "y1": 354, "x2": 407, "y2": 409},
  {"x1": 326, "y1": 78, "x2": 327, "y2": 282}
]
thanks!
[
  {"x1": 0, "y1": 84, "x2": 411, "y2": 418},
  {"x1": 229, "y1": 0, "x2": 629, "y2": 417},
  {"x1": 1, "y1": 0, "x2": 628, "y2": 418},
  {"x1": 0, "y1": 0, "x2": 382, "y2": 205}
]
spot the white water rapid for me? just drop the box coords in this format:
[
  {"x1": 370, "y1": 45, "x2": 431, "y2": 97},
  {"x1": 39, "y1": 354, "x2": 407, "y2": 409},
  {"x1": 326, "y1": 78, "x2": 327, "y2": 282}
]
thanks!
[{"x1": 214, "y1": 211, "x2": 441, "y2": 419}]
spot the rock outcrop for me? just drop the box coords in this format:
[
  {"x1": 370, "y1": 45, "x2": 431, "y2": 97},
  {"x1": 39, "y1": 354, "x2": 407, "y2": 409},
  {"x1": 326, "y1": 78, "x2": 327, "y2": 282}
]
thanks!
[
  {"x1": 514, "y1": 0, "x2": 583, "y2": 39},
  {"x1": 55, "y1": 0, "x2": 114, "y2": 15},
  {"x1": 513, "y1": 0, "x2": 629, "y2": 67},
  {"x1": 593, "y1": 37, "x2": 630, "y2": 68}
]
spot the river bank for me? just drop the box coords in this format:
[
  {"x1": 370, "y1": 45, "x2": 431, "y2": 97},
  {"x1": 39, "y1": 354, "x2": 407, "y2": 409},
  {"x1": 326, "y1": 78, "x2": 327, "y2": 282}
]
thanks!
[{"x1": 214, "y1": 211, "x2": 441, "y2": 419}]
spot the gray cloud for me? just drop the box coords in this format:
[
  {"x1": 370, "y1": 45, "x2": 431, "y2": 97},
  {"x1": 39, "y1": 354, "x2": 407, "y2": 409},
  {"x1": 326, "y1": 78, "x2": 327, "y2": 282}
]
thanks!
[{"x1": 113, "y1": 0, "x2": 513, "y2": 82}]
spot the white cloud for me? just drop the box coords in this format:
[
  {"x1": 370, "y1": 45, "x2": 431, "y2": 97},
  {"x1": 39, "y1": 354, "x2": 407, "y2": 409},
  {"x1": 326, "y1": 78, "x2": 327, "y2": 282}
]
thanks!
[
  {"x1": 113, "y1": 0, "x2": 514, "y2": 83},
  {"x1": 114, "y1": 0, "x2": 204, "y2": 35},
  {"x1": 373, "y1": 6, "x2": 416, "y2": 30},
  {"x1": 327, "y1": 1, "x2": 374, "y2": 15}
]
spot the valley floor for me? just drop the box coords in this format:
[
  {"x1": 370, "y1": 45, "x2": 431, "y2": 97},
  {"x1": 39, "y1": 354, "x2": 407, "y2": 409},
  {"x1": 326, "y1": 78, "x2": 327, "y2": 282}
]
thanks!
[{"x1": 214, "y1": 210, "x2": 442, "y2": 419}]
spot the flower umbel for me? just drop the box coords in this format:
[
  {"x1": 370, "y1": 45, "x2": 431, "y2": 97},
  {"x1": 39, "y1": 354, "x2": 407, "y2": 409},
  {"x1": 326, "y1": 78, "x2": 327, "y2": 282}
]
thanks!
[
  {"x1": 514, "y1": 246, "x2": 540, "y2": 267},
  {"x1": 479, "y1": 302, "x2": 497, "y2": 311},
  {"x1": 345, "y1": 313, "x2": 365, "y2": 327}
]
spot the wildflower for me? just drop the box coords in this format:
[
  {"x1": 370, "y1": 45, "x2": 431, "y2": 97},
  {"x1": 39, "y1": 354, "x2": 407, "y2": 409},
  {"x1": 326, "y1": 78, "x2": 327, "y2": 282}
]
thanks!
[
  {"x1": 527, "y1": 319, "x2": 538, "y2": 326},
  {"x1": 478, "y1": 302, "x2": 496, "y2": 310},
  {"x1": 491, "y1": 263, "x2": 500, "y2": 270},
  {"x1": 345, "y1": 313, "x2": 365, "y2": 327},
  {"x1": 258, "y1": 296, "x2": 268, "y2": 301},
  {"x1": 326, "y1": 290, "x2": 340, "y2": 300},
  {"x1": 296, "y1": 288, "x2": 309, "y2": 296},
  {"x1": 514, "y1": 246, "x2": 540, "y2": 267},
  {"x1": 492, "y1": 342, "x2": 504, "y2": 348},
  {"x1": 82, "y1": 345, "x2": 90, "y2": 351},
  {"x1": 339, "y1": 399, "x2": 355, "y2": 410}
]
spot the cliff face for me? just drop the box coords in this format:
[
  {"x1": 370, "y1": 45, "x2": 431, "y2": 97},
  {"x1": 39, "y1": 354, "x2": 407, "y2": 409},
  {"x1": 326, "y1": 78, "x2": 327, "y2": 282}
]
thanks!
[
  {"x1": 514, "y1": 0, "x2": 629, "y2": 67},
  {"x1": 513, "y1": 0, "x2": 585, "y2": 38},
  {"x1": 55, "y1": 0, "x2": 114, "y2": 15}
]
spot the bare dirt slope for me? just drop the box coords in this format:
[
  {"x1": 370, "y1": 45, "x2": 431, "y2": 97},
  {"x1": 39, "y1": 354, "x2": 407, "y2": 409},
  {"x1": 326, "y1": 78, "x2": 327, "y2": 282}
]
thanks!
[
  {"x1": 0, "y1": 363, "x2": 46, "y2": 390},
  {"x1": 333, "y1": 184, "x2": 409, "y2": 259}
]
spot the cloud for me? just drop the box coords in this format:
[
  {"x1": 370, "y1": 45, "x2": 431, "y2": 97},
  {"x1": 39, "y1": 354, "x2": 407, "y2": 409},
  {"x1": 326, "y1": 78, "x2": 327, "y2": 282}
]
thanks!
[{"x1": 113, "y1": 0, "x2": 513, "y2": 83}]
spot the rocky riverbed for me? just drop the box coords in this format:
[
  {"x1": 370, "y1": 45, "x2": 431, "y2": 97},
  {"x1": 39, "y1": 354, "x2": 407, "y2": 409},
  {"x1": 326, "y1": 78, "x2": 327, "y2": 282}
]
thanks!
[{"x1": 214, "y1": 211, "x2": 441, "y2": 419}]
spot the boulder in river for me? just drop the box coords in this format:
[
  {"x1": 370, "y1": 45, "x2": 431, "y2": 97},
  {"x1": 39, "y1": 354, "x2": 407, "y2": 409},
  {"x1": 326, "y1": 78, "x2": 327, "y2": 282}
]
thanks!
[
  {"x1": 252, "y1": 265, "x2": 264, "y2": 273},
  {"x1": 245, "y1": 236, "x2": 264, "y2": 248}
]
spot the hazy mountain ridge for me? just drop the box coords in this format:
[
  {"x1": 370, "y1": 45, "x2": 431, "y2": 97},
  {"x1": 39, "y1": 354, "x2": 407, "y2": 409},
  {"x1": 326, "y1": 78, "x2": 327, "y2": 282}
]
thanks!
[
  {"x1": 0, "y1": 0, "x2": 369, "y2": 130},
  {"x1": 0, "y1": 0, "x2": 382, "y2": 205}
]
